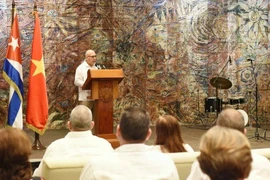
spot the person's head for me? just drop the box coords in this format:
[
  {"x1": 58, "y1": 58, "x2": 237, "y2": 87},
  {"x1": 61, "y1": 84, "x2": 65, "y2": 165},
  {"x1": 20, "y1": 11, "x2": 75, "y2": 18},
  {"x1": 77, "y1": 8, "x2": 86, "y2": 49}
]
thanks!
[
  {"x1": 116, "y1": 106, "x2": 152, "y2": 144},
  {"x1": 85, "y1": 49, "x2": 97, "y2": 66},
  {"x1": 0, "y1": 127, "x2": 32, "y2": 180},
  {"x1": 68, "y1": 105, "x2": 94, "y2": 131},
  {"x1": 155, "y1": 115, "x2": 186, "y2": 152},
  {"x1": 216, "y1": 108, "x2": 246, "y2": 133},
  {"x1": 198, "y1": 126, "x2": 252, "y2": 180}
]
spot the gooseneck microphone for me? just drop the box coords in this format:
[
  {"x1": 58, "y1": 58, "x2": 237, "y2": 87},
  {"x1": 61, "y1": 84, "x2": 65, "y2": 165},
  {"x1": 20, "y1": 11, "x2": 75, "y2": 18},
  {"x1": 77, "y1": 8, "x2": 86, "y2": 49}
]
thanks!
[
  {"x1": 247, "y1": 58, "x2": 254, "y2": 64},
  {"x1": 95, "y1": 64, "x2": 101, "y2": 69},
  {"x1": 95, "y1": 64, "x2": 106, "y2": 69},
  {"x1": 229, "y1": 56, "x2": 232, "y2": 65}
]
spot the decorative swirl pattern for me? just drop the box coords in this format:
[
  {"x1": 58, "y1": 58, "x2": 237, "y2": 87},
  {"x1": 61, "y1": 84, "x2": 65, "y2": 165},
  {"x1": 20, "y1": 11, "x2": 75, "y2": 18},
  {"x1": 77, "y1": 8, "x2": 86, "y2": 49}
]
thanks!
[{"x1": 0, "y1": 0, "x2": 269, "y2": 127}]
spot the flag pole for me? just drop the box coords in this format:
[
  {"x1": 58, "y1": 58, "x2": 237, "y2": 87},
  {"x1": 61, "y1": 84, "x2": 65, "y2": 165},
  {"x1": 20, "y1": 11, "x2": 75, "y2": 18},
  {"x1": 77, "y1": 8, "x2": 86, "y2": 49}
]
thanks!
[
  {"x1": 31, "y1": 1, "x2": 46, "y2": 150},
  {"x1": 11, "y1": 0, "x2": 15, "y2": 25},
  {"x1": 32, "y1": 132, "x2": 46, "y2": 150}
]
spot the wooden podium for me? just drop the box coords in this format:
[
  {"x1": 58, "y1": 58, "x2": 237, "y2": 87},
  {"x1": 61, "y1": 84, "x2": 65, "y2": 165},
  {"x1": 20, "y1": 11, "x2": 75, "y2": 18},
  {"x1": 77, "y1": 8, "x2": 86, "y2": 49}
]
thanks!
[{"x1": 82, "y1": 69, "x2": 124, "y2": 148}]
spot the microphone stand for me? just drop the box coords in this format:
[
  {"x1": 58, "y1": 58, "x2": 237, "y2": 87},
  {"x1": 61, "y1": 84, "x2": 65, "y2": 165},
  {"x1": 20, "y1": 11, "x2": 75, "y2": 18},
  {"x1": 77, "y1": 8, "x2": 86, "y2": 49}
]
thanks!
[
  {"x1": 248, "y1": 60, "x2": 270, "y2": 141},
  {"x1": 188, "y1": 89, "x2": 207, "y2": 129}
]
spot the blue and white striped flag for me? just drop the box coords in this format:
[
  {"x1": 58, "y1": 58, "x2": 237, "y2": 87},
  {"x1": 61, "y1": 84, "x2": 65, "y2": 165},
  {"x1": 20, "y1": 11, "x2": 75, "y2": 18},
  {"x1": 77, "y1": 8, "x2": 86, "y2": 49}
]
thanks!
[{"x1": 2, "y1": 11, "x2": 24, "y2": 129}]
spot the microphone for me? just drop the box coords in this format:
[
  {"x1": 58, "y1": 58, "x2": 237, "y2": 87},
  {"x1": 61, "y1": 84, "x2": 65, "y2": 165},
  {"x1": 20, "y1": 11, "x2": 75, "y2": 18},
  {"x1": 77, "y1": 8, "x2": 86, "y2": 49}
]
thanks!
[
  {"x1": 229, "y1": 56, "x2": 232, "y2": 65},
  {"x1": 95, "y1": 64, "x2": 101, "y2": 69},
  {"x1": 95, "y1": 63, "x2": 106, "y2": 69},
  {"x1": 247, "y1": 58, "x2": 254, "y2": 64}
]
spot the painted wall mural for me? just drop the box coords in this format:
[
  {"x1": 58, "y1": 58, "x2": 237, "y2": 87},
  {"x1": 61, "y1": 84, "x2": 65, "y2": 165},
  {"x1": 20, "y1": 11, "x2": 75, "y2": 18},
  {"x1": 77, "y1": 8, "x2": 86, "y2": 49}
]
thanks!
[{"x1": 0, "y1": 0, "x2": 269, "y2": 128}]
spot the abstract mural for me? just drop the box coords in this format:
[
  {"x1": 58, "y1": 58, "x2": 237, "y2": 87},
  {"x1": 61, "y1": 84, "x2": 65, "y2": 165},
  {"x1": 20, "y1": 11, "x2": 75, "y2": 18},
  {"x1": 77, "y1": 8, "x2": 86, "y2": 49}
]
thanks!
[{"x1": 0, "y1": 0, "x2": 269, "y2": 129}]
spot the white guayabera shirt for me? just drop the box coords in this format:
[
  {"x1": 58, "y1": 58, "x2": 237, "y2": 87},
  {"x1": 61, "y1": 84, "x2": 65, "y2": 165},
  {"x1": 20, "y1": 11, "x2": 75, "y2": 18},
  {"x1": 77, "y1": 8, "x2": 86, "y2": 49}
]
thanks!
[
  {"x1": 33, "y1": 131, "x2": 113, "y2": 177},
  {"x1": 74, "y1": 60, "x2": 98, "y2": 101},
  {"x1": 80, "y1": 144, "x2": 180, "y2": 180}
]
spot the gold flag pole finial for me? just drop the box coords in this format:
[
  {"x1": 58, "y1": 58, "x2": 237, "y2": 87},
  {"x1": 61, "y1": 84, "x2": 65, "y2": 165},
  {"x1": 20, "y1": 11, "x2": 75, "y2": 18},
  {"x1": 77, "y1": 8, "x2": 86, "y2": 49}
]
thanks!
[
  {"x1": 11, "y1": 0, "x2": 15, "y2": 26},
  {"x1": 33, "y1": 1, "x2": 37, "y2": 16},
  {"x1": 34, "y1": 1, "x2": 37, "y2": 12}
]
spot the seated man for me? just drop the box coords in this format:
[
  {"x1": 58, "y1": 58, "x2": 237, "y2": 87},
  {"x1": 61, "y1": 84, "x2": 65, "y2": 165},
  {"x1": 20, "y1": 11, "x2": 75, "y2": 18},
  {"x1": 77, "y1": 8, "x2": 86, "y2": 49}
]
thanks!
[
  {"x1": 187, "y1": 108, "x2": 270, "y2": 180},
  {"x1": 33, "y1": 105, "x2": 113, "y2": 177},
  {"x1": 80, "y1": 106, "x2": 179, "y2": 180}
]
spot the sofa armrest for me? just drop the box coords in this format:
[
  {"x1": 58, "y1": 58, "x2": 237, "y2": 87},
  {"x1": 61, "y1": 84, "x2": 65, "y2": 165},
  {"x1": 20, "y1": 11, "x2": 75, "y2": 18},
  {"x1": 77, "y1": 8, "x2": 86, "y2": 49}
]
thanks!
[
  {"x1": 251, "y1": 148, "x2": 270, "y2": 160},
  {"x1": 42, "y1": 157, "x2": 88, "y2": 180},
  {"x1": 166, "y1": 152, "x2": 200, "y2": 180}
]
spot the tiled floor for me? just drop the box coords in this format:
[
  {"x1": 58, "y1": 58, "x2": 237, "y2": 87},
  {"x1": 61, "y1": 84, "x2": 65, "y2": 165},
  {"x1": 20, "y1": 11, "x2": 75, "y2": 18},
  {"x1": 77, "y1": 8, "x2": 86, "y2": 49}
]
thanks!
[{"x1": 27, "y1": 121, "x2": 270, "y2": 160}]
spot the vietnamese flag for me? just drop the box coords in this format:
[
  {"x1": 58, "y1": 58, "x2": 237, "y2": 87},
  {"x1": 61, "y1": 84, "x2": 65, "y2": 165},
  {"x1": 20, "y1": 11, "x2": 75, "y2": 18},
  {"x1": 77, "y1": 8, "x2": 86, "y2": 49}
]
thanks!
[{"x1": 26, "y1": 12, "x2": 48, "y2": 135}]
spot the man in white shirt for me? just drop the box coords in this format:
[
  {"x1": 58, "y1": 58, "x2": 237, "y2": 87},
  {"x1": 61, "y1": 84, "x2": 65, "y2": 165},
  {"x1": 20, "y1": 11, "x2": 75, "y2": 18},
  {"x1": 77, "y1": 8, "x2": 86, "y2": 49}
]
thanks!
[
  {"x1": 187, "y1": 108, "x2": 270, "y2": 180},
  {"x1": 80, "y1": 106, "x2": 179, "y2": 180},
  {"x1": 74, "y1": 49, "x2": 98, "y2": 109},
  {"x1": 33, "y1": 105, "x2": 113, "y2": 177}
]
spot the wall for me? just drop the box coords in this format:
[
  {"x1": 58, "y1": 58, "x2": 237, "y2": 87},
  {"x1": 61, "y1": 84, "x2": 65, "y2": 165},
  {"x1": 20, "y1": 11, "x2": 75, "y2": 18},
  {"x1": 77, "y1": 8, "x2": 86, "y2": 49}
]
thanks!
[{"x1": 0, "y1": 0, "x2": 269, "y2": 128}]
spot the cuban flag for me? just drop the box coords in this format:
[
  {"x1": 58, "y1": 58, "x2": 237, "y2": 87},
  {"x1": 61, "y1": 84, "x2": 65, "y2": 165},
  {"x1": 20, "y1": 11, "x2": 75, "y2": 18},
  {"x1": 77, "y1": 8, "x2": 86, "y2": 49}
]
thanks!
[{"x1": 2, "y1": 11, "x2": 24, "y2": 129}]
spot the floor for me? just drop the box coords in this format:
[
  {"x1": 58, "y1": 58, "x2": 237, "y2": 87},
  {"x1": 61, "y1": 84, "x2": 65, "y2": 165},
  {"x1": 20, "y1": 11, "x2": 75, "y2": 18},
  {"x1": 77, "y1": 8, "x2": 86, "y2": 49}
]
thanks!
[{"x1": 27, "y1": 120, "x2": 270, "y2": 161}]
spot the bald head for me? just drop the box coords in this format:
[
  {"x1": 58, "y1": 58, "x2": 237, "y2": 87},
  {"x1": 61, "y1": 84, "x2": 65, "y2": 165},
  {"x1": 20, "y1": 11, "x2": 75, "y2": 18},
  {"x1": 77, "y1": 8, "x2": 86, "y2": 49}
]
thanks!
[
  {"x1": 85, "y1": 50, "x2": 96, "y2": 57},
  {"x1": 85, "y1": 49, "x2": 97, "y2": 66},
  {"x1": 216, "y1": 108, "x2": 245, "y2": 133},
  {"x1": 69, "y1": 105, "x2": 93, "y2": 131}
]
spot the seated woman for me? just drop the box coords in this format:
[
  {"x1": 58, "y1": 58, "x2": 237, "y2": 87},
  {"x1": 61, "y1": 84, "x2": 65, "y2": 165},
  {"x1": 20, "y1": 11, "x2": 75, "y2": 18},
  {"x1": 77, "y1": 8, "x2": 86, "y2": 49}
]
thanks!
[
  {"x1": 152, "y1": 115, "x2": 194, "y2": 152},
  {"x1": 0, "y1": 127, "x2": 42, "y2": 180},
  {"x1": 197, "y1": 126, "x2": 252, "y2": 180}
]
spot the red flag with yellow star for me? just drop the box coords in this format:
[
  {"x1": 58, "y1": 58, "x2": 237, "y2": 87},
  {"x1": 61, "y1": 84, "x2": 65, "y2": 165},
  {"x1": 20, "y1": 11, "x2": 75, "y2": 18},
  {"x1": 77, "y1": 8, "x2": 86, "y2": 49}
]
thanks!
[{"x1": 26, "y1": 12, "x2": 48, "y2": 135}]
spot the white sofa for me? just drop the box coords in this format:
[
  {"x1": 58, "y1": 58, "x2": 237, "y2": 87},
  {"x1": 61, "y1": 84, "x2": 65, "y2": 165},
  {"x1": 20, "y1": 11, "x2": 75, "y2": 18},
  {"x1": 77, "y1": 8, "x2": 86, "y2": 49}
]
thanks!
[{"x1": 41, "y1": 148, "x2": 270, "y2": 180}]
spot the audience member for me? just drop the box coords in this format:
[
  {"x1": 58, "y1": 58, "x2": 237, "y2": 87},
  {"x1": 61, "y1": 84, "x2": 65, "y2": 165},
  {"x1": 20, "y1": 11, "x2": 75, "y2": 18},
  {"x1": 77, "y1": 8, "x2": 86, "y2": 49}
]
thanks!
[
  {"x1": 0, "y1": 127, "x2": 33, "y2": 180},
  {"x1": 153, "y1": 114, "x2": 194, "y2": 152},
  {"x1": 74, "y1": 49, "x2": 98, "y2": 109},
  {"x1": 187, "y1": 108, "x2": 270, "y2": 180},
  {"x1": 80, "y1": 106, "x2": 179, "y2": 180},
  {"x1": 198, "y1": 126, "x2": 252, "y2": 180},
  {"x1": 33, "y1": 105, "x2": 113, "y2": 177}
]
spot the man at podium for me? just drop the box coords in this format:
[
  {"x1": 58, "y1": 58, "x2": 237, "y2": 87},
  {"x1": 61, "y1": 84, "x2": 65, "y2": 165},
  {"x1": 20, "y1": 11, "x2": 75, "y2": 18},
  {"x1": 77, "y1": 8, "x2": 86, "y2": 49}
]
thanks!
[{"x1": 74, "y1": 49, "x2": 98, "y2": 109}]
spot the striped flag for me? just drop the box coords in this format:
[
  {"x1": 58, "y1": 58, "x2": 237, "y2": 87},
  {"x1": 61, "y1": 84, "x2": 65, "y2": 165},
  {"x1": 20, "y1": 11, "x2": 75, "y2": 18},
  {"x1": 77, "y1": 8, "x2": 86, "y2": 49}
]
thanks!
[
  {"x1": 2, "y1": 10, "x2": 24, "y2": 129},
  {"x1": 26, "y1": 11, "x2": 48, "y2": 135}
]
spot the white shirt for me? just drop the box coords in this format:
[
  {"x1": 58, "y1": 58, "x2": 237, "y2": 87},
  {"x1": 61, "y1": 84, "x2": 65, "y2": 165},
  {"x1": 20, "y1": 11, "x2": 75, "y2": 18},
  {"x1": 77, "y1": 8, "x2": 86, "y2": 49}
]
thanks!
[
  {"x1": 187, "y1": 152, "x2": 270, "y2": 180},
  {"x1": 80, "y1": 144, "x2": 179, "y2": 180},
  {"x1": 150, "y1": 144, "x2": 194, "y2": 153},
  {"x1": 33, "y1": 131, "x2": 113, "y2": 177},
  {"x1": 74, "y1": 61, "x2": 98, "y2": 101}
]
